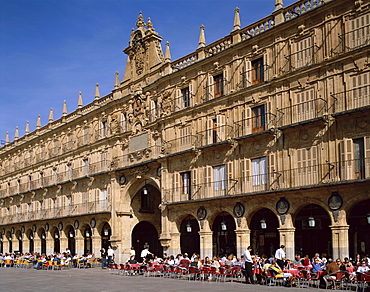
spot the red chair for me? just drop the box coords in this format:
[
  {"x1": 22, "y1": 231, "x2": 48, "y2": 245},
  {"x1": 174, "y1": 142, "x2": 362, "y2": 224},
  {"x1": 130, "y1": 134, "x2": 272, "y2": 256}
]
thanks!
[
  {"x1": 325, "y1": 271, "x2": 344, "y2": 290},
  {"x1": 188, "y1": 266, "x2": 201, "y2": 281},
  {"x1": 359, "y1": 272, "x2": 370, "y2": 292},
  {"x1": 109, "y1": 263, "x2": 119, "y2": 275}
]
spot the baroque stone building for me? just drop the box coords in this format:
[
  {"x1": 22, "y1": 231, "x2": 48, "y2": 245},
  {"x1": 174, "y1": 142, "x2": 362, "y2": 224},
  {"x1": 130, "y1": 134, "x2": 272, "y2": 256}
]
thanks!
[{"x1": 0, "y1": 0, "x2": 369, "y2": 263}]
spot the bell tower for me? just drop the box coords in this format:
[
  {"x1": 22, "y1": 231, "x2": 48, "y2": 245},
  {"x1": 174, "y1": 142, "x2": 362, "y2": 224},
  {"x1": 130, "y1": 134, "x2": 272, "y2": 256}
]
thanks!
[{"x1": 122, "y1": 12, "x2": 165, "y2": 84}]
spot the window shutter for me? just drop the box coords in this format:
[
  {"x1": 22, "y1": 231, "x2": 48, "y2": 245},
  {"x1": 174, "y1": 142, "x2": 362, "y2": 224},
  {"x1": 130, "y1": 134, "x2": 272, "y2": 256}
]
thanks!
[
  {"x1": 205, "y1": 166, "x2": 212, "y2": 196},
  {"x1": 189, "y1": 81, "x2": 194, "y2": 107},
  {"x1": 207, "y1": 119, "x2": 213, "y2": 144},
  {"x1": 264, "y1": 52, "x2": 269, "y2": 81},
  {"x1": 365, "y1": 136, "x2": 370, "y2": 178},
  {"x1": 191, "y1": 168, "x2": 197, "y2": 198},
  {"x1": 243, "y1": 107, "x2": 251, "y2": 135},
  {"x1": 269, "y1": 153, "x2": 275, "y2": 187},
  {"x1": 227, "y1": 161, "x2": 234, "y2": 189},
  {"x1": 245, "y1": 60, "x2": 252, "y2": 87},
  {"x1": 223, "y1": 67, "x2": 229, "y2": 95},
  {"x1": 175, "y1": 89, "x2": 181, "y2": 111},
  {"x1": 207, "y1": 74, "x2": 214, "y2": 100},
  {"x1": 340, "y1": 139, "x2": 353, "y2": 180},
  {"x1": 217, "y1": 115, "x2": 226, "y2": 141}
]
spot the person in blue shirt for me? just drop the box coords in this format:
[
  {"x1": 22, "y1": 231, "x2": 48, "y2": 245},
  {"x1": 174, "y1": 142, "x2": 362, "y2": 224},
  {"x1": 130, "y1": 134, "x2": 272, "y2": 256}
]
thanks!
[{"x1": 311, "y1": 258, "x2": 325, "y2": 273}]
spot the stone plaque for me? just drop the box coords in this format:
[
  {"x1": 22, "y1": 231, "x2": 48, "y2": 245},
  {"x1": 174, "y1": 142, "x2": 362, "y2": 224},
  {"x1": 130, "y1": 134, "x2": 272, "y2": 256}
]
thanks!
[{"x1": 130, "y1": 133, "x2": 148, "y2": 152}]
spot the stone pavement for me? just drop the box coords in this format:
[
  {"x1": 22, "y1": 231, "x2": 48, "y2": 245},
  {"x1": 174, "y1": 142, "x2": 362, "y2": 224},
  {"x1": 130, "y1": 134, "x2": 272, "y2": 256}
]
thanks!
[{"x1": 0, "y1": 267, "x2": 323, "y2": 292}]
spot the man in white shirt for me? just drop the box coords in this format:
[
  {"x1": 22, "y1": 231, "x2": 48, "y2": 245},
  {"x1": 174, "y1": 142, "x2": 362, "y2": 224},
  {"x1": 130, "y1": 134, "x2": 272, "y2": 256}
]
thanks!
[
  {"x1": 243, "y1": 246, "x2": 255, "y2": 284},
  {"x1": 275, "y1": 245, "x2": 286, "y2": 269},
  {"x1": 140, "y1": 247, "x2": 151, "y2": 262},
  {"x1": 107, "y1": 246, "x2": 114, "y2": 266}
]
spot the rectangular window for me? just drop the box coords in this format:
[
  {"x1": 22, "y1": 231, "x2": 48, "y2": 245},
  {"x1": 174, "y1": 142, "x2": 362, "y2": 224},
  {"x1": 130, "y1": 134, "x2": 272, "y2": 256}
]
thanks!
[
  {"x1": 251, "y1": 58, "x2": 264, "y2": 85},
  {"x1": 181, "y1": 172, "x2": 191, "y2": 197},
  {"x1": 181, "y1": 87, "x2": 190, "y2": 108},
  {"x1": 83, "y1": 159, "x2": 89, "y2": 175},
  {"x1": 252, "y1": 105, "x2": 266, "y2": 133},
  {"x1": 296, "y1": 37, "x2": 313, "y2": 68},
  {"x1": 295, "y1": 88, "x2": 315, "y2": 122},
  {"x1": 83, "y1": 127, "x2": 90, "y2": 145},
  {"x1": 348, "y1": 13, "x2": 370, "y2": 49},
  {"x1": 67, "y1": 164, "x2": 72, "y2": 180},
  {"x1": 52, "y1": 169, "x2": 57, "y2": 183},
  {"x1": 351, "y1": 72, "x2": 370, "y2": 110},
  {"x1": 101, "y1": 189, "x2": 108, "y2": 209},
  {"x1": 353, "y1": 138, "x2": 365, "y2": 179},
  {"x1": 252, "y1": 157, "x2": 267, "y2": 186},
  {"x1": 213, "y1": 74, "x2": 224, "y2": 98},
  {"x1": 214, "y1": 165, "x2": 226, "y2": 191}
]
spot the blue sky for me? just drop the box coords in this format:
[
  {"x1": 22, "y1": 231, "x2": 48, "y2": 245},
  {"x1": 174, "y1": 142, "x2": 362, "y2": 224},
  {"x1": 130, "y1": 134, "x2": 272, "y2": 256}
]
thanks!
[{"x1": 0, "y1": 0, "x2": 296, "y2": 145}]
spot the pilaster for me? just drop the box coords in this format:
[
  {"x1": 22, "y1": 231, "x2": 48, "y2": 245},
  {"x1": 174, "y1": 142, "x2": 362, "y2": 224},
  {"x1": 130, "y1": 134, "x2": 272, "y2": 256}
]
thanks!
[
  {"x1": 235, "y1": 229, "x2": 250, "y2": 258},
  {"x1": 330, "y1": 225, "x2": 349, "y2": 260},
  {"x1": 199, "y1": 231, "x2": 213, "y2": 259},
  {"x1": 277, "y1": 226, "x2": 296, "y2": 260}
]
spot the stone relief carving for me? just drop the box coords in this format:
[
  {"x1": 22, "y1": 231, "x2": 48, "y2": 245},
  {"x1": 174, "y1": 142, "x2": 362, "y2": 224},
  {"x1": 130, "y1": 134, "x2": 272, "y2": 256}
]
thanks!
[{"x1": 129, "y1": 165, "x2": 150, "y2": 178}]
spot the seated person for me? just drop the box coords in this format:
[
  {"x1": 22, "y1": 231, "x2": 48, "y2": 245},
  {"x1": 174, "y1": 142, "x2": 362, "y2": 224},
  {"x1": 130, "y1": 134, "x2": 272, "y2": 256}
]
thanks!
[
  {"x1": 128, "y1": 255, "x2": 137, "y2": 264},
  {"x1": 292, "y1": 254, "x2": 303, "y2": 266},
  {"x1": 269, "y1": 260, "x2": 294, "y2": 286},
  {"x1": 357, "y1": 261, "x2": 370, "y2": 273},
  {"x1": 311, "y1": 258, "x2": 325, "y2": 274}
]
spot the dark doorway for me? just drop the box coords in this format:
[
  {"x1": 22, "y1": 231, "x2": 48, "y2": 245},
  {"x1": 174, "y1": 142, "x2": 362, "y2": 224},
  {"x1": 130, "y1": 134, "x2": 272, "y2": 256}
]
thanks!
[
  {"x1": 212, "y1": 212, "x2": 236, "y2": 257},
  {"x1": 101, "y1": 223, "x2": 111, "y2": 250},
  {"x1": 132, "y1": 221, "x2": 162, "y2": 261},
  {"x1": 180, "y1": 216, "x2": 200, "y2": 256}
]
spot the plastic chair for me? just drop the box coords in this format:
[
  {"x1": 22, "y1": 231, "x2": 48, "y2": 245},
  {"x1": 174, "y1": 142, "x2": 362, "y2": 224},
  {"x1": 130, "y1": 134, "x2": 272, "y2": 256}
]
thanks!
[{"x1": 326, "y1": 271, "x2": 344, "y2": 290}]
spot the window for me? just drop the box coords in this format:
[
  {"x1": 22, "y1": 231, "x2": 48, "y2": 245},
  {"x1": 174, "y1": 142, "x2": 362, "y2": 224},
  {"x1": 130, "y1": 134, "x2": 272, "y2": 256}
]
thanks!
[
  {"x1": 348, "y1": 13, "x2": 370, "y2": 49},
  {"x1": 295, "y1": 37, "x2": 313, "y2": 68},
  {"x1": 353, "y1": 138, "x2": 365, "y2": 179},
  {"x1": 83, "y1": 159, "x2": 89, "y2": 175},
  {"x1": 179, "y1": 126, "x2": 191, "y2": 150},
  {"x1": 207, "y1": 115, "x2": 225, "y2": 144},
  {"x1": 181, "y1": 87, "x2": 190, "y2": 108},
  {"x1": 101, "y1": 189, "x2": 108, "y2": 209},
  {"x1": 251, "y1": 58, "x2": 264, "y2": 85},
  {"x1": 67, "y1": 134, "x2": 73, "y2": 150},
  {"x1": 101, "y1": 121, "x2": 109, "y2": 138},
  {"x1": 52, "y1": 168, "x2": 57, "y2": 183},
  {"x1": 213, "y1": 74, "x2": 224, "y2": 98},
  {"x1": 252, "y1": 105, "x2": 266, "y2": 133},
  {"x1": 351, "y1": 72, "x2": 370, "y2": 110},
  {"x1": 181, "y1": 172, "x2": 191, "y2": 198},
  {"x1": 214, "y1": 165, "x2": 226, "y2": 191},
  {"x1": 295, "y1": 88, "x2": 315, "y2": 122},
  {"x1": 67, "y1": 164, "x2": 72, "y2": 180},
  {"x1": 83, "y1": 127, "x2": 90, "y2": 145},
  {"x1": 252, "y1": 157, "x2": 267, "y2": 186}
]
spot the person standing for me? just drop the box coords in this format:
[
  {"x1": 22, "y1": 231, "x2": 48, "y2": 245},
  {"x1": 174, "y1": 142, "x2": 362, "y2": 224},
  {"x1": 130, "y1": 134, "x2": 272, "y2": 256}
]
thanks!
[
  {"x1": 107, "y1": 246, "x2": 114, "y2": 266},
  {"x1": 243, "y1": 246, "x2": 255, "y2": 284},
  {"x1": 275, "y1": 245, "x2": 286, "y2": 270},
  {"x1": 100, "y1": 248, "x2": 107, "y2": 269}
]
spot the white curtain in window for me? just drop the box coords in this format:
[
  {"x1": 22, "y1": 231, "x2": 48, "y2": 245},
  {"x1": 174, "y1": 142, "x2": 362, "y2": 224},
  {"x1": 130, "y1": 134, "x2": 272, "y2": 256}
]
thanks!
[
  {"x1": 252, "y1": 157, "x2": 267, "y2": 186},
  {"x1": 214, "y1": 165, "x2": 226, "y2": 190}
]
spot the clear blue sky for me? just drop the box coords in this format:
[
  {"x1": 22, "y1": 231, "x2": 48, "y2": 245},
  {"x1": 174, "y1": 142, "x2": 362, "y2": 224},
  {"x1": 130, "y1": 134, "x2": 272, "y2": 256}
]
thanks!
[{"x1": 0, "y1": 0, "x2": 296, "y2": 145}]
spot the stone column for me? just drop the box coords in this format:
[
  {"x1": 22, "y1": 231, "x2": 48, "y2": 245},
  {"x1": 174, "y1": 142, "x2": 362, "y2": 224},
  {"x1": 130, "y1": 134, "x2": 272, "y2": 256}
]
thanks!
[
  {"x1": 199, "y1": 231, "x2": 213, "y2": 259},
  {"x1": 3, "y1": 238, "x2": 9, "y2": 253},
  {"x1": 166, "y1": 232, "x2": 180, "y2": 257},
  {"x1": 235, "y1": 228, "x2": 250, "y2": 258},
  {"x1": 33, "y1": 237, "x2": 41, "y2": 254},
  {"x1": 59, "y1": 233, "x2": 68, "y2": 253},
  {"x1": 91, "y1": 229, "x2": 101, "y2": 256},
  {"x1": 75, "y1": 229, "x2": 84, "y2": 256},
  {"x1": 330, "y1": 225, "x2": 349, "y2": 260},
  {"x1": 277, "y1": 227, "x2": 296, "y2": 261},
  {"x1": 45, "y1": 232, "x2": 53, "y2": 255}
]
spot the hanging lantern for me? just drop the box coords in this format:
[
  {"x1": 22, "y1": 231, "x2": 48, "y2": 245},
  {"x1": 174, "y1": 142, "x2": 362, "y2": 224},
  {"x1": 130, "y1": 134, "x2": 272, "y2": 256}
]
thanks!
[
  {"x1": 143, "y1": 187, "x2": 148, "y2": 195},
  {"x1": 367, "y1": 213, "x2": 370, "y2": 224},
  {"x1": 260, "y1": 218, "x2": 267, "y2": 229},
  {"x1": 308, "y1": 216, "x2": 315, "y2": 227},
  {"x1": 104, "y1": 229, "x2": 109, "y2": 236},
  {"x1": 221, "y1": 221, "x2": 227, "y2": 231},
  {"x1": 86, "y1": 231, "x2": 90, "y2": 238},
  {"x1": 69, "y1": 231, "x2": 74, "y2": 238},
  {"x1": 186, "y1": 222, "x2": 192, "y2": 233},
  {"x1": 54, "y1": 233, "x2": 59, "y2": 239}
]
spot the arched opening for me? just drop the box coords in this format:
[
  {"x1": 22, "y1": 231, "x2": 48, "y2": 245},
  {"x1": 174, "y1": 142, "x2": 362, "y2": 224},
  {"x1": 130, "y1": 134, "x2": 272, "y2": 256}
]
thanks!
[
  {"x1": 53, "y1": 228, "x2": 60, "y2": 253},
  {"x1": 67, "y1": 226, "x2": 76, "y2": 255},
  {"x1": 295, "y1": 204, "x2": 332, "y2": 257},
  {"x1": 212, "y1": 212, "x2": 236, "y2": 257},
  {"x1": 40, "y1": 229, "x2": 46, "y2": 255},
  {"x1": 132, "y1": 221, "x2": 162, "y2": 261},
  {"x1": 16, "y1": 231, "x2": 23, "y2": 254},
  {"x1": 84, "y1": 226, "x2": 92, "y2": 255},
  {"x1": 0, "y1": 236, "x2": 3, "y2": 253},
  {"x1": 180, "y1": 215, "x2": 200, "y2": 255},
  {"x1": 250, "y1": 208, "x2": 279, "y2": 257},
  {"x1": 7, "y1": 232, "x2": 13, "y2": 253},
  {"x1": 101, "y1": 223, "x2": 111, "y2": 251},
  {"x1": 348, "y1": 198, "x2": 370, "y2": 258}
]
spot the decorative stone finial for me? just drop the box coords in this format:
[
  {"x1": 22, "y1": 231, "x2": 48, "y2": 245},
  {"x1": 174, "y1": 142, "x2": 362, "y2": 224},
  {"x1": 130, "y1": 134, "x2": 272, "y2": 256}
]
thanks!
[
  {"x1": 147, "y1": 17, "x2": 153, "y2": 29},
  {"x1": 198, "y1": 25, "x2": 206, "y2": 48},
  {"x1": 78, "y1": 91, "x2": 83, "y2": 108},
  {"x1": 48, "y1": 108, "x2": 54, "y2": 123},
  {"x1": 165, "y1": 41, "x2": 171, "y2": 62},
  {"x1": 114, "y1": 72, "x2": 119, "y2": 88},
  {"x1": 95, "y1": 83, "x2": 100, "y2": 99},
  {"x1": 14, "y1": 126, "x2": 19, "y2": 140},
  {"x1": 5, "y1": 131, "x2": 9, "y2": 144},
  {"x1": 62, "y1": 100, "x2": 67, "y2": 116},
  {"x1": 25, "y1": 121, "x2": 30, "y2": 135},
  {"x1": 233, "y1": 7, "x2": 241, "y2": 31},
  {"x1": 36, "y1": 115, "x2": 41, "y2": 130},
  {"x1": 275, "y1": 0, "x2": 283, "y2": 11},
  {"x1": 136, "y1": 11, "x2": 145, "y2": 28}
]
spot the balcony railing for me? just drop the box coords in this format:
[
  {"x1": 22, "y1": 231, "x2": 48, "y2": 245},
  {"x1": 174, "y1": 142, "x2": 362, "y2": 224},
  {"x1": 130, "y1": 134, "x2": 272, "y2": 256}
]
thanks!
[
  {"x1": 233, "y1": 113, "x2": 276, "y2": 138},
  {"x1": 332, "y1": 85, "x2": 370, "y2": 113},
  {"x1": 161, "y1": 135, "x2": 200, "y2": 155},
  {"x1": 276, "y1": 98, "x2": 328, "y2": 127},
  {"x1": 196, "y1": 124, "x2": 235, "y2": 146},
  {"x1": 343, "y1": 23, "x2": 370, "y2": 52},
  {"x1": 0, "y1": 200, "x2": 111, "y2": 225},
  {"x1": 163, "y1": 157, "x2": 370, "y2": 203}
]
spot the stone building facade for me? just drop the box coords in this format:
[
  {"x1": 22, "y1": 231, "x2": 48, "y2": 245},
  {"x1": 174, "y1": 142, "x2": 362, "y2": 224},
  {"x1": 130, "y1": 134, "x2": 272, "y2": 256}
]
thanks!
[{"x1": 0, "y1": 0, "x2": 369, "y2": 263}]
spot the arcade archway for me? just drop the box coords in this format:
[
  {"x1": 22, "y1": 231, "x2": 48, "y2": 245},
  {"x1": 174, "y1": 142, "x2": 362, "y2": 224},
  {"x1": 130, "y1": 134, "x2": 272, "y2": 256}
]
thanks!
[
  {"x1": 132, "y1": 221, "x2": 162, "y2": 261},
  {"x1": 212, "y1": 212, "x2": 236, "y2": 257},
  {"x1": 180, "y1": 215, "x2": 200, "y2": 255}
]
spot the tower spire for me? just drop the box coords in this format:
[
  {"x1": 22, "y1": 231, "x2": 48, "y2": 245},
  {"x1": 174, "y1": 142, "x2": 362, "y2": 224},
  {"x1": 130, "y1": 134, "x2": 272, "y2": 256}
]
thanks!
[
  {"x1": 5, "y1": 131, "x2": 9, "y2": 144},
  {"x1": 36, "y1": 115, "x2": 41, "y2": 130},
  {"x1": 233, "y1": 7, "x2": 241, "y2": 31},
  {"x1": 62, "y1": 100, "x2": 67, "y2": 116},
  {"x1": 165, "y1": 41, "x2": 171, "y2": 62},
  {"x1": 275, "y1": 0, "x2": 283, "y2": 11},
  {"x1": 48, "y1": 108, "x2": 54, "y2": 123},
  {"x1": 198, "y1": 25, "x2": 206, "y2": 48},
  {"x1": 114, "y1": 72, "x2": 119, "y2": 88},
  {"x1": 14, "y1": 126, "x2": 19, "y2": 140},
  {"x1": 78, "y1": 92, "x2": 83, "y2": 108},
  {"x1": 25, "y1": 121, "x2": 30, "y2": 135},
  {"x1": 95, "y1": 83, "x2": 100, "y2": 99}
]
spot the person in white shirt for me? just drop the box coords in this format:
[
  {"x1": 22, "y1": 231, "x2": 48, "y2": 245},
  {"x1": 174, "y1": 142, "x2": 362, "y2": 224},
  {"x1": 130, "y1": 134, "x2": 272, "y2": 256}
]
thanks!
[
  {"x1": 243, "y1": 246, "x2": 255, "y2": 284},
  {"x1": 275, "y1": 245, "x2": 286, "y2": 270},
  {"x1": 107, "y1": 246, "x2": 114, "y2": 266},
  {"x1": 357, "y1": 261, "x2": 370, "y2": 273}
]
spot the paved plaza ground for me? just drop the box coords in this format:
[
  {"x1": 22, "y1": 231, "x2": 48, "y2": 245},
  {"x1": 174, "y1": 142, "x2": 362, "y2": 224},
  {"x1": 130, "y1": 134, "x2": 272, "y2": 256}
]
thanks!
[{"x1": 0, "y1": 267, "x2": 324, "y2": 292}]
